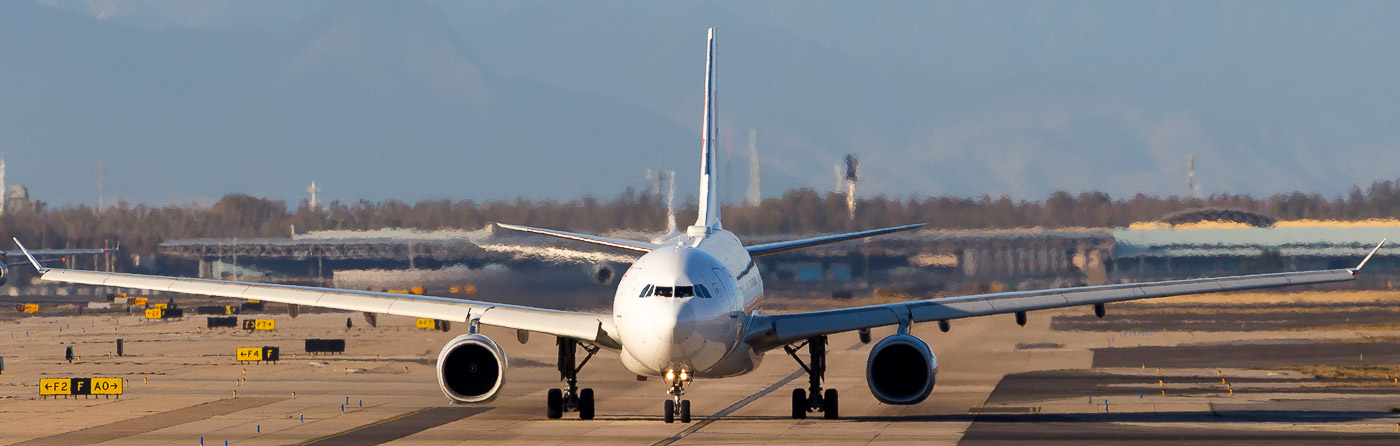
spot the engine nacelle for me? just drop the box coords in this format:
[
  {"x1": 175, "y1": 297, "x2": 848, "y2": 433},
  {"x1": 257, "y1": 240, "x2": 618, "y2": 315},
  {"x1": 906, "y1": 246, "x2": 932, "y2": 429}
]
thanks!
[
  {"x1": 436, "y1": 333, "x2": 508, "y2": 403},
  {"x1": 865, "y1": 334, "x2": 937, "y2": 405},
  {"x1": 587, "y1": 262, "x2": 616, "y2": 285},
  {"x1": 0, "y1": 262, "x2": 8, "y2": 286}
]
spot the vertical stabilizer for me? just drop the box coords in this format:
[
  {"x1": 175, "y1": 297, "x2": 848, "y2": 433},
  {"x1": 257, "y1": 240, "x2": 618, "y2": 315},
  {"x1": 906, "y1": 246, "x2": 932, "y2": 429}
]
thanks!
[{"x1": 693, "y1": 27, "x2": 721, "y2": 233}]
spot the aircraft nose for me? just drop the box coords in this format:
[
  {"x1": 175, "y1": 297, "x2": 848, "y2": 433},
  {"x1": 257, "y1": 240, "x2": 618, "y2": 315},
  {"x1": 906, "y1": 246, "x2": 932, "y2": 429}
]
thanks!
[{"x1": 650, "y1": 302, "x2": 699, "y2": 364}]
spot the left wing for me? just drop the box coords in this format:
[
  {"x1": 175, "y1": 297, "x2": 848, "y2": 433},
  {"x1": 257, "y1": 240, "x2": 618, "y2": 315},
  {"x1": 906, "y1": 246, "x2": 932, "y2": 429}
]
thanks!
[
  {"x1": 745, "y1": 224, "x2": 925, "y2": 257},
  {"x1": 745, "y1": 240, "x2": 1384, "y2": 352},
  {"x1": 497, "y1": 223, "x2": 659, "y2": 254},
  {"x1": 16, "y1": 240, "x2": 620, "y2": 348},
  {"x1": 2, "y1": 247, "x2": 115, "y2": 258}
]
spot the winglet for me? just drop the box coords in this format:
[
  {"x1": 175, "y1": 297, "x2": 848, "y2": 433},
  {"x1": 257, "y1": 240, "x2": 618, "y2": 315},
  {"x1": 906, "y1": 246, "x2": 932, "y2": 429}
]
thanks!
[
  {"x1": 12, "y1": 238, "x2": 49, "y2": 273},
  {"x1": 1352, "y1": 238, "x2": 1387, "y2": 274}
]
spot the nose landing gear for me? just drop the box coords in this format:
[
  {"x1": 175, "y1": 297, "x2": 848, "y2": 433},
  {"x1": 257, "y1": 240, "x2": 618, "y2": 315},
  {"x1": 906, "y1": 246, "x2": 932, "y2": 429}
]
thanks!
[
  {"x1": 547, "y1": 338, "x2": 599, "y2": 420},
  {"x1": 784, "y1": 335, "x2": 838, "y2": 419},
  {"x1": 662, "y1": 368, "x2": 692, "y2": 423}
]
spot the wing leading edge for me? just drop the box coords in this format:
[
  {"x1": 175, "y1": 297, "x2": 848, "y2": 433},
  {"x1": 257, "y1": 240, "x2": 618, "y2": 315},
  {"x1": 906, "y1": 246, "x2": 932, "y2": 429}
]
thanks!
[{"x1": 745, "y1": 239, "x2": 1383, "y2": 352}]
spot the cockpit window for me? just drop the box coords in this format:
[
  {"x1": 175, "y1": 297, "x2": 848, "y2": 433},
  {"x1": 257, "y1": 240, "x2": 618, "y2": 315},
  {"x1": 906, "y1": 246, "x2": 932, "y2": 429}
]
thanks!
[
  {"x1": 675, "y1": 286, "x2": 694, "y2": 298},
  {"x1": 695, "y1": 284, "x2": 712, "y2": 298},
  {"x1": 639, "y1": 284, "x2": 653, "y2": 297},
  {"x1": 654, "y1": 286, "x2": 674, "y2": 297}
]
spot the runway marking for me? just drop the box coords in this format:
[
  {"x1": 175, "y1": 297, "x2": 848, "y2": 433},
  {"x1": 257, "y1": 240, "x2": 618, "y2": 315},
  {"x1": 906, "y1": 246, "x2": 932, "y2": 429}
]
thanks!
[
  {"x1": 654, "y1": 368, "x2": 805, "y2": 446},
  {"x1": 14, "y1": 397, "x2": 284, "y2": 446},
  {"x1": 296, "y1": 406, "x2": 492, "y2": 446},
  {"x1": 654, "y1": 341, "x2": 864, "y2": 445}
]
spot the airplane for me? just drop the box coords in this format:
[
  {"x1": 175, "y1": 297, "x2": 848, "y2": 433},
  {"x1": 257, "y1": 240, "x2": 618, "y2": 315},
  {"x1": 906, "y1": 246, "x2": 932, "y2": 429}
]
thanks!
[
  {"x1": 15, "y1": 28, "x2": 1387, "y2": 423},
  {"x1": 0, "y1": 246, "x2": 116, "y2": 286}
]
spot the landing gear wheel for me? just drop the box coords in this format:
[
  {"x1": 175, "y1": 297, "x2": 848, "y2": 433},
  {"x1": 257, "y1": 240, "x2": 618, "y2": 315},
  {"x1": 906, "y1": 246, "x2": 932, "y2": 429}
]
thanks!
[
  {"x1": 791, "y1": 388, "x2": 807, "y2": 419},
  {"x1": 547, "y1": 388, "x2": 564, "y2": 419},
  {"x1": 554, "y1": 338, "x2": 600, "y2": 420},
  {"x1": 680, "y1": 400, "x2": 691, "y2": 423},
  {"x1": 786, "y1": 336, "x2": 832, "y2": 420},
  {"x1": 664, "y1": 399, "x2": 676, "y2": 423},
  {"x1": 822, "y1": 389, "x2": 839, "y2": 419},
  {"x1": 579, "y1": 388, "x2": 595, "y2": 420}
]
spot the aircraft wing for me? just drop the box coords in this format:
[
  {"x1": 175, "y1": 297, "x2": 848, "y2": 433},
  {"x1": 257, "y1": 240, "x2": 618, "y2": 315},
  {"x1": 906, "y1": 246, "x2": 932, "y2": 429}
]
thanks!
[
  {"x1": 744, "y1": 240, "x2": 1384, "y2": 352},
  {"x1": 2, "y1": 248, "x2": 114, "y2": 257},
  {"x1": 22, "y1": 247, "x2": 619, "y2": 349},
  {"x1": 745, "y1": 224, "x2": 925, "y2": 257},
  {"x1": 497, "y1": 223, "x2": 659, "y2": 253}
]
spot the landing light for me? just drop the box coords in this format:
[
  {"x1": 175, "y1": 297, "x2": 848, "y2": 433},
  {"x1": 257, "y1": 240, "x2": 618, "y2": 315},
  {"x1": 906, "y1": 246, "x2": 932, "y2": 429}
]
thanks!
[
  {"x1": 666, "y1": 370, "x2": 675, "y2": 381},
  {"x1": 679, "y1": 371, "x2": 689, "y2": 381}
]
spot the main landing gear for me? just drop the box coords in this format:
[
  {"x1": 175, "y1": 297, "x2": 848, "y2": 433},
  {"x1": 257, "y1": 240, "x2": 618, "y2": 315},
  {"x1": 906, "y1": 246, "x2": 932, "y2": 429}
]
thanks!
[
  {"x1": 547, "y1": 338, "x2": 599, "y2": 420},
  {"x1": 785, "y1": 335, "x2": 838, "y2": 419},
  {"x1": 662, "y1": 367, "x2": 693, "y2": 423}
]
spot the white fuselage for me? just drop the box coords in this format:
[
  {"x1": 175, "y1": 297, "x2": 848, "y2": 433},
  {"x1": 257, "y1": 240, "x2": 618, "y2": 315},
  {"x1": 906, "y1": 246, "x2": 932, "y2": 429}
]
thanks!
[{"x1": 613, "y1": 226, "x2": 764, "y2": 378}]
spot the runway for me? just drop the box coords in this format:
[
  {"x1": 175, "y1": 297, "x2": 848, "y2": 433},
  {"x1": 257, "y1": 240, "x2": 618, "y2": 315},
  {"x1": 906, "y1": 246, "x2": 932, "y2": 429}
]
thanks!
[{"x1": 4, "y1": 292, "x2": 1400, "y2": 444}]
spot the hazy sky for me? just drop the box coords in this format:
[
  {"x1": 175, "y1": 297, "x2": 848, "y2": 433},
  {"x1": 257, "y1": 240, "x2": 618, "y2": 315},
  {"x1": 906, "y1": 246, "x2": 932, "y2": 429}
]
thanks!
[{"x1": 6, "y1": 1, "x2": 1400, "y2": 207}]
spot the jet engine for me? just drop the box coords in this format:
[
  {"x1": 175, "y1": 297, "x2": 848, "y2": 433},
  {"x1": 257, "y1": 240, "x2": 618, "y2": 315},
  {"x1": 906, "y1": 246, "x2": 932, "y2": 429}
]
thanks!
[
  {"x1": 587, "y1": 262, "x2": 616, "y2": 285},
  {"x1": 865, "y1": 334, "x2": 937, "y2": 405},
  {"x1": 436, "y1": 333, "x2": 509, "y2": 403},
  {"x1": 0, "y1": 262, "x2": 9, "y2": 286}
]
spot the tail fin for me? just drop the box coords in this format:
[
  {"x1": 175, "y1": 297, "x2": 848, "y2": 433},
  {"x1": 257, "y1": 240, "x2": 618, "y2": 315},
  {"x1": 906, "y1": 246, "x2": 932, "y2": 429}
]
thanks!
[{"x1": 693, "y1": 27, "x2": 721, "y2": 233}]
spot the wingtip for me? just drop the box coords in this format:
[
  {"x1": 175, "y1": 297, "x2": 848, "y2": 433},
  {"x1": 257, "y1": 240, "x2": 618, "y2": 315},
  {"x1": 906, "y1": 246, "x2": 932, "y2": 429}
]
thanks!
[
  {"x1": 11, "y1": 238, "x2": 48, "y2": 273},
  {"x1": 1351, "y1": 238, "x2": 1387, "y2": 274}
]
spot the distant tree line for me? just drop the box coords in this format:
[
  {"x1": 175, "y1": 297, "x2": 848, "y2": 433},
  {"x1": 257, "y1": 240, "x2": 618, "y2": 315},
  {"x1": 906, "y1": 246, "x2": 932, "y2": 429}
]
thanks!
[{"x1": 6, "y1": 179, "x2": 1400, "y2": 257}]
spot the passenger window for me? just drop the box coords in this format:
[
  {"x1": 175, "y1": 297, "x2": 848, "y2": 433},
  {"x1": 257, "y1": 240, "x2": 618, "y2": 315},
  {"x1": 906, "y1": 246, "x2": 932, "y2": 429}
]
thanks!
[
  {"x1": 639, "y1": 284, "x2": 652, "y2": 298},
  {"x1": 655, "y1": 286, "x2": 673, "y2": 297},
  {"x1": 696, "y1": 284, "x2": 712, "y2": 298},
  {"x1": 675, "y1": 286, "x2": 694, "y2": 298}
]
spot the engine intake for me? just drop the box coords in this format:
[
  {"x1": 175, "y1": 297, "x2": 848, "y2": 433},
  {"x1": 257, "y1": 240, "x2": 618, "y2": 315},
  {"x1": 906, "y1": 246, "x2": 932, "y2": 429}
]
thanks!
[
  {"x1": 436, "y1": 333, "x2": 508, "y2": 403},
  {"x1": 0, "y1": 262, "x2": 8, "y2": 286},
  {"x1": 865, "y1": 334, "x2": 937, "y2": 405}
]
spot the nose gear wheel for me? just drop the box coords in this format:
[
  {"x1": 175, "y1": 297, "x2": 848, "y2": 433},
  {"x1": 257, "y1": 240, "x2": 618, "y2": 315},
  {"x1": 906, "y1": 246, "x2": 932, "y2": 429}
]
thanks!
[{"x1": 662, "y1": 368, "x2": 693, "y2": 423}]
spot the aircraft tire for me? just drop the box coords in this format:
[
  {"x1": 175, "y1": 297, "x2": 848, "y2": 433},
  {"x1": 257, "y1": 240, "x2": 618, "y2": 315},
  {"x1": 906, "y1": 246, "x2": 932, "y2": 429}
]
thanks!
[
  {"x1": 680, "y1": 399, "x2": 691, "y2": 423},
  {"x1": 791, "y1": 388, "x2": 807, "y2": 419},
  {"x1": 664, "y1": 399, "x2": 675, "y2": 423},
  {"x1": 547, "y1": 388, "x2": 563, "y2": 419},
  {"x1": 822, "y1": 389, "x2": 839, "y2": 419},
  {"x1": 579, "y1": 388, "x2": 595, "y2": 420}
]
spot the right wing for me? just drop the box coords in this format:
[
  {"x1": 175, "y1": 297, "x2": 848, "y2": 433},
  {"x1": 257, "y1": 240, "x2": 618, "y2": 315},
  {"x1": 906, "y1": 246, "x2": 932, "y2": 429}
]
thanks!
[
  {"x1": 497, "y1": 223, "x2": 659, "y2": 253},
  {"x1": 17, "y1": 240, "x2": 619, "y2": 348},
  {"x1": 745, "y1": 239, "x2": 1385, "y2": 352}
]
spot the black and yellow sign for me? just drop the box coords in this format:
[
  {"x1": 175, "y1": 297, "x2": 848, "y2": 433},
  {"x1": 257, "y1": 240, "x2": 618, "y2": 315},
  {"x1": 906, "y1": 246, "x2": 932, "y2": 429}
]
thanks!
[
  {"x1": 415, "y1": 318, "x2": 437, "y2": 330},
  {"x1": 131, "y1": 297, "x2": 148, "y2": 306},
  {"x1": 144, "y1": 308, "x2": 164, "y2": 319},
  {"x1": 236, "y1": 346, "x2": 280, "y2": 363},
  {"x1": 236, "y1": 347, "x2": 264, "y2": 362},
  {"x1": 241, "y1": 319, "x2": 275, "y2": 331},
  {"x1": 40, "y1": 378, "x2": 123, "y2": 396},
  {"x1": 19, "y1": 304, "x2": 38, "y2": 313}
]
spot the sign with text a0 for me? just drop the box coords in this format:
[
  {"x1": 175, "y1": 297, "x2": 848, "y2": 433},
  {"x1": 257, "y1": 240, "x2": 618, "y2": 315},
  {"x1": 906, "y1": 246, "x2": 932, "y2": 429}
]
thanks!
[{"x1": 40, "y1": 378, "x2": 123, "y2": 398}]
